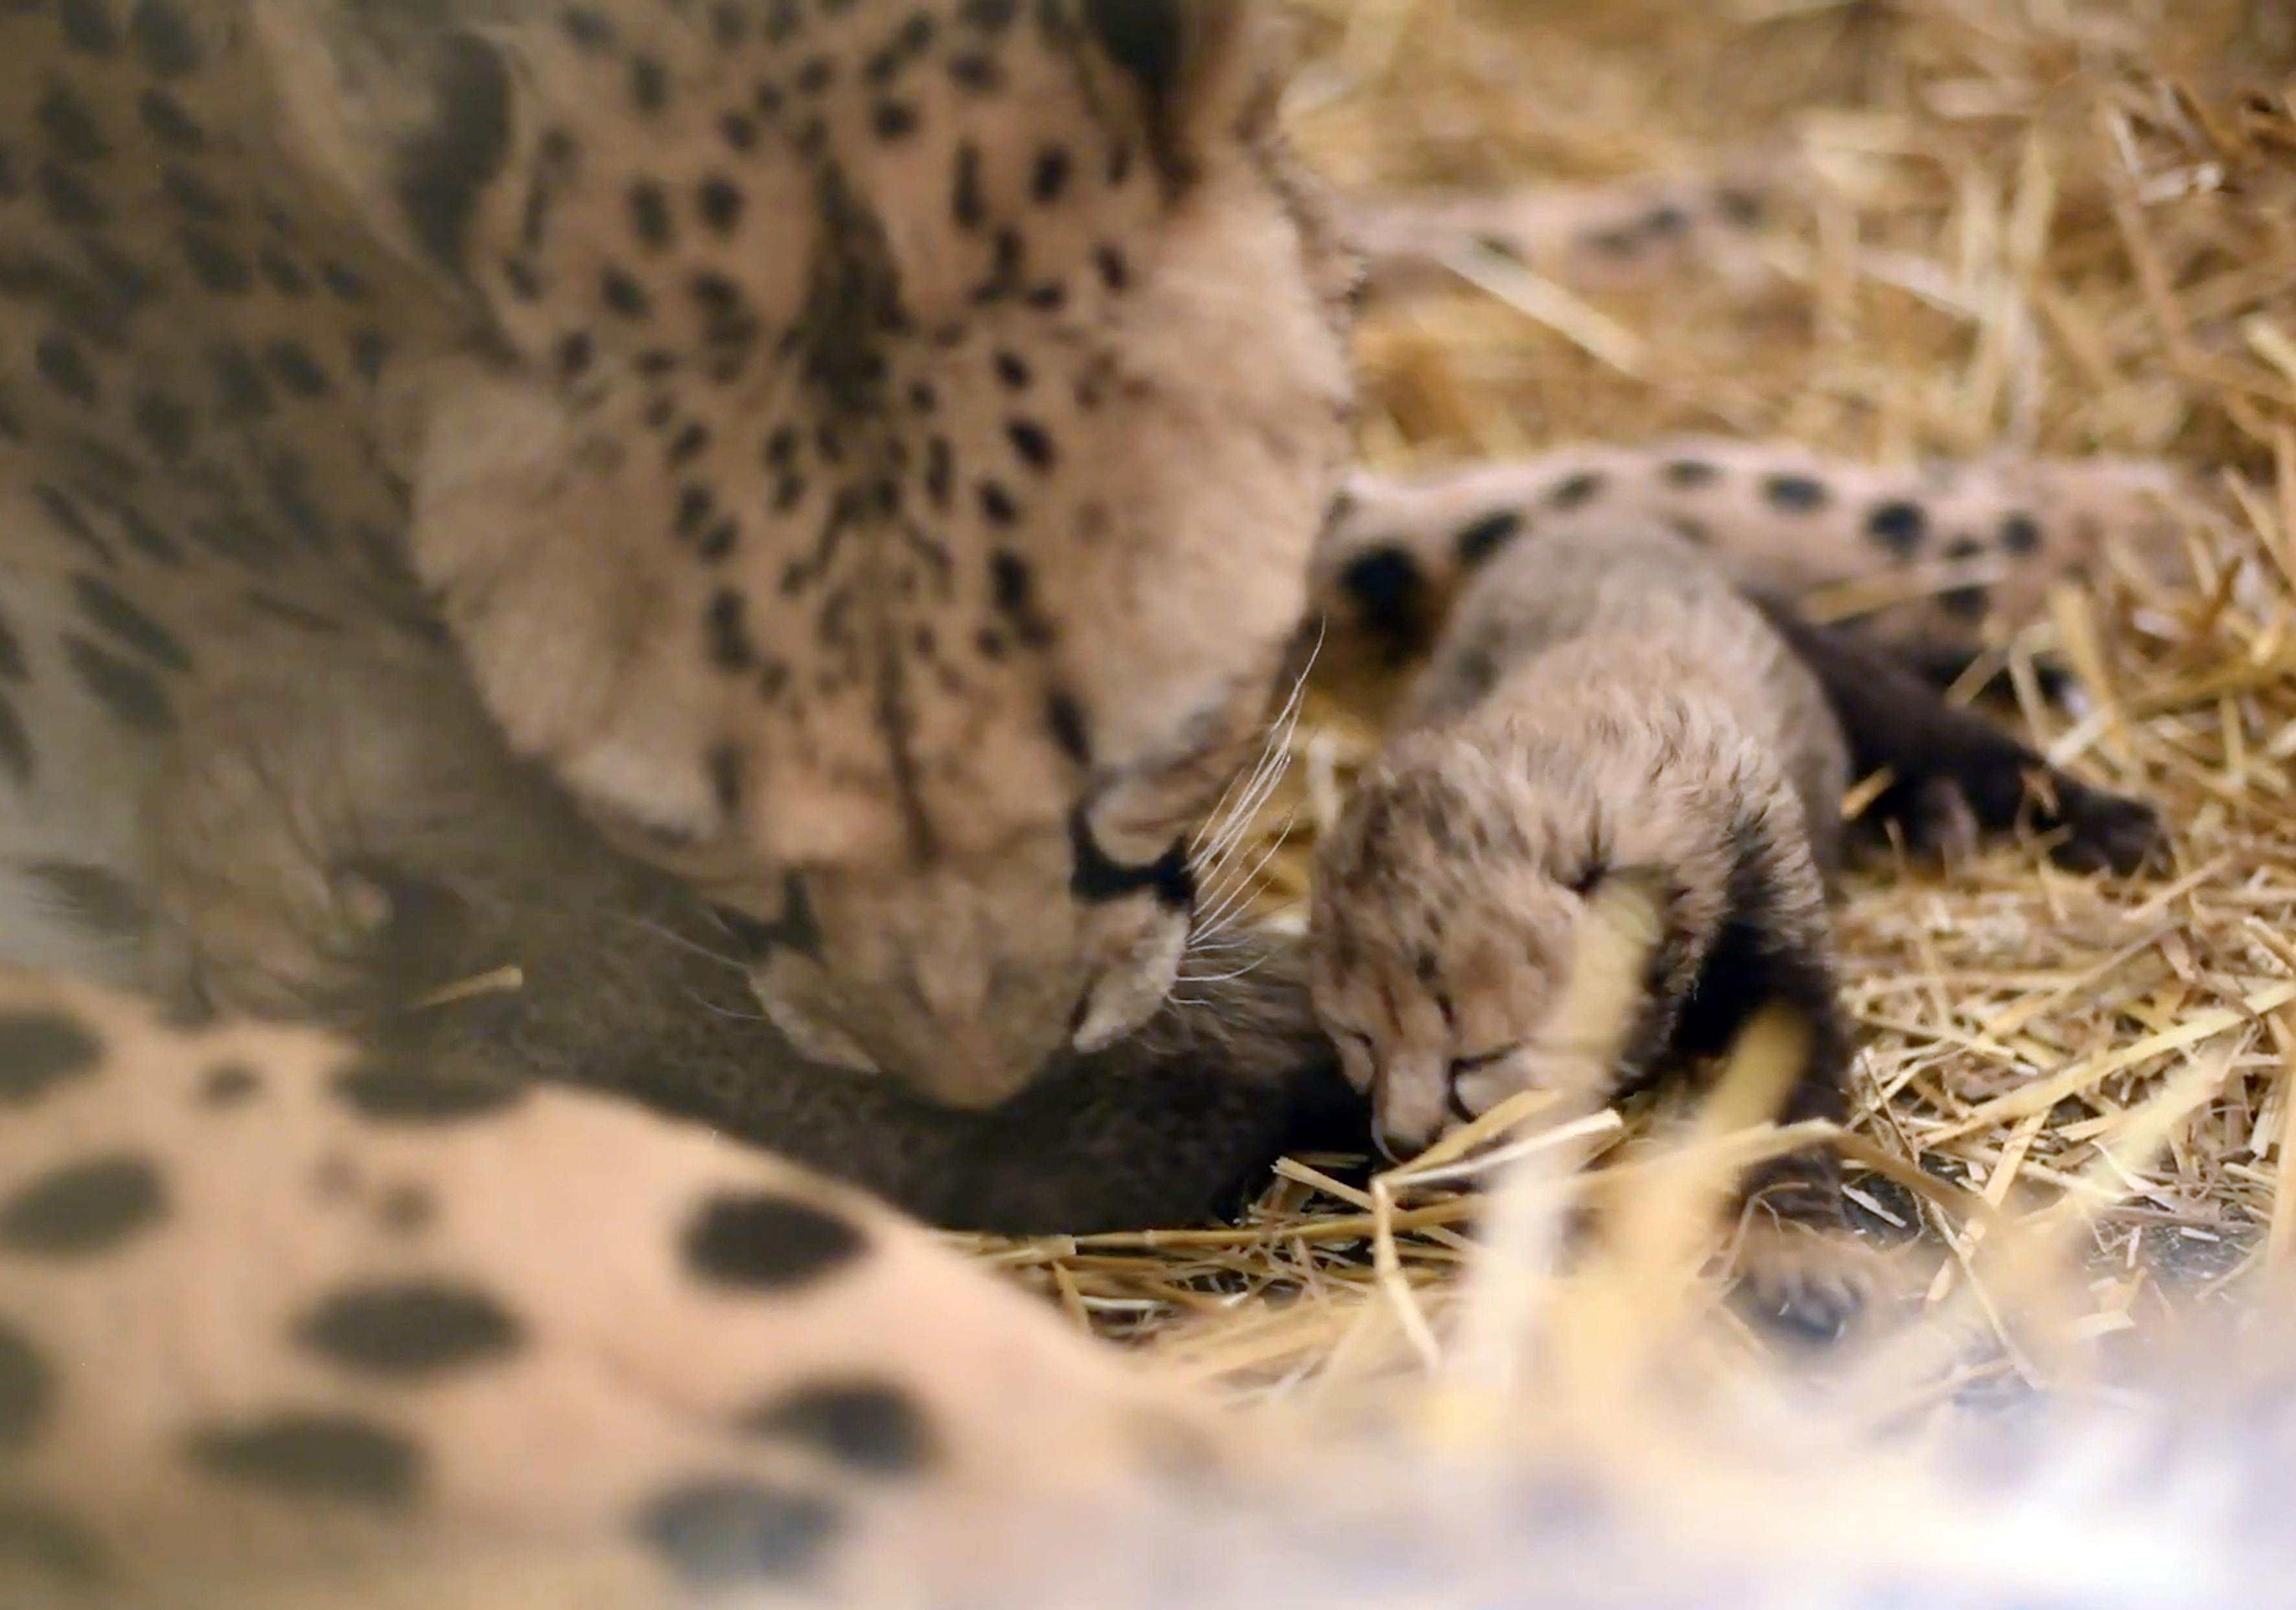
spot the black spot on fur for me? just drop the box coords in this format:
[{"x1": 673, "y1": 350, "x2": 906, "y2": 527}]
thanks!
[
  {"x1": 254, "y1": 246, "x2": 316, "y2": 308},
  {"x1": 629, "y1": 54, "x2": 669, "y2": 113},
  {"x1": 706, "y1": 590, "x2": 754, "y2": 670},
  {"x1": 71, "y1": 574, "x2": 190, "y2": 671},
  {"x1": 207, "y1": 342, "x2": 274, "y2": 420},
  {"x1": 378, "y1": 1185, "x2": 435, "y2": 1237},
  {"x1": 22, "y1": 859, "x2": 143, "y2": 941},
  {"x1": 0, "y1": 695, "x2": 32, "y2": 790},
  {"x1": 0, "y1": 1494, "x2": 107, "y2": 1584},
  {"x1": 1999, "y1": 511, "x2": 2041, "y2": 554},
  {"x1": 1337, "y1": 544, "x2": 1431, "y2": 659},
  {"x1": 1031, "y1": 145, "x2": 1072, "y2": 203},
  {"x1": 36, "y1": 159, "x2": 109, "y2": 229},
  {"x1": 199, "y1": 1063, "x2": 261, "y2": 1108},
  {"x1": 56, "y1": 0, "x2": 121, "y2": 54},
  {"x1": 697, "y1": 176, "x2": 745, "y2": 236},
  {"x1": 1007, "y1": 418, "x2": 1055, "y2": 471},
  {"x1": 1549, "y1": 471, "x2": 1604, "y2": 510},
  {"x1": 186, "y1": 1412, "x2": 423, "y2": 1508},
  {"x1": 740, "y1": 1380, "x2": 938, "y2": 1478},
  {"x1": 1454, "y1": 508, "x2": 1524, "y2": 567},
  {"x1": 130, "y1": 390, "x2": 195, "y2": 458},
  {"x1": 331, "y1": 1058, "x2": 528, "y2": 1123},
  {"x1": 130, "y1": 0, "x2": 202, "y2": 74},
  {"x1": 296, "y1": 1282, "x2": 525, "y2": 1380},
  {"x1": 62, "y1": 636, "x2": 174, "y2": 734},
  {"x1": 32, "y1": 333, "x2": 99, "y2": 406},
  {"x1": 627, "y1": 180, "x2": 673, "y2": 250},
  {"x1": 1095, "y1": 242, "x2": 1131, "y2": 291},
  {"x1": 683, "y1": 1192, "x2": 866, "y2": 1291},
  {"x1": 1045, "y1": 690, "x2": 1091, "y2": 764},
  {"x1": 0, "y1": 1319, "x2": 52, "y2": 1451},
  {"x1": 137, "y1": 88, "x2": 203, "y2": 150},
  {"x1": 1864, "y1": 500, "x2": 1927, "y2": 556},
  {"x1": 36, "y1": 84, "x2": 111, "y2": 163},
  {"x1": 0, "y1": 1013, "x2": 100, "y2": 1106},
  {"x1": 396, "y1": 32, "x2": 513, "y2": 273},
  {"x1": 636, "y1": 1477, "x2": 843, "y2": 1588},
  {"x1": 601, "y1": 266, "x2": 651, "y2": 318},
  {"x1": 1763, "y1": 474, "x2": 1829, "y2": 513},
  {"x1": 562, "y1": 8, "x2": 616, "y2": 51},
  {"x1": 180, "y1": 225, "x2": 252, "y2": 294},
  {"x1": 0, "y1": 1154, "x2": 165, "y2": 1256},
  {"x1": 1663, "y1": 458, "x2": 1720, "y2": 488}
]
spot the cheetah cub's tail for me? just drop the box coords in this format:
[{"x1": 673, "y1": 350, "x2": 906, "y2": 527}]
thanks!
[{"x1": 1311, "y1": 441, "x2": 2194, "y2": 696}]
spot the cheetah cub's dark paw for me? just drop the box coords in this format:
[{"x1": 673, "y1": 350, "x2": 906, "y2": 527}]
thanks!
[
  {"x1": 2030, "y1": 774, "x2": 2168, "y2": 878},
  {"x1": 1726, "y1": 1218, "x2": 1889, "y2": 1345},
  {"x1": 1885, "y1": 767, "x2": 2166, "y2": 880}
]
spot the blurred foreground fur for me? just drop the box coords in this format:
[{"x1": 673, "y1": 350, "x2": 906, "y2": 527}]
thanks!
[{"x1": 65, "y1": 1010, "x2": 2296, "y2": 1610}]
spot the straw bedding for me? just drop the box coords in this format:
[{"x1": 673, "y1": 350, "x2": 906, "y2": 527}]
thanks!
[{"x1": 961, "y1": 0, "x2": 2296, "y2": 1405}]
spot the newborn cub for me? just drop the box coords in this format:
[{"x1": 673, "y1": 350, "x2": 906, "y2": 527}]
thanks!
[{"x1": 1308, "y1": 516, "x2": 1869, "y2": 1336}]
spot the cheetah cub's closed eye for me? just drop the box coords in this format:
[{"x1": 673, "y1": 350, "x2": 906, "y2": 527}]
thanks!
[{"x1": 1308, "y1": 517, "x2": 1875, "y2": 1339}]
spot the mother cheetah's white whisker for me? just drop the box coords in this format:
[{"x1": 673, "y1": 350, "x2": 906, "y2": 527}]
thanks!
[
  {"x1": 681, "y1": 988, "x2": 766, "y2": 1025},
  {"x1": 1176, "y1": 956, "x2": 1273, "y2": 989},
  {"x1": 1190, "y1": 627, "x2": 1321, "y2": 876},
  {"x1": 1190, "y1": 808, "x2": 1302, "y2": 941},
  {"x1": 601, "y1": 912, "x2": 748, "y2": 975}
]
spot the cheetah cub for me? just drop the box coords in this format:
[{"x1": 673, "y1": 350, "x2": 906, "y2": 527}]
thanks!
[{"x1": 1308, "y1": 516, "x2": 1873, "y2": 1338}]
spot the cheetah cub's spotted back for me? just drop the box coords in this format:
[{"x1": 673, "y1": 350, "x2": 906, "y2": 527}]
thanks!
[{"x1": 1308, "y1": 517, "x2": 1873, "y2": 1337}]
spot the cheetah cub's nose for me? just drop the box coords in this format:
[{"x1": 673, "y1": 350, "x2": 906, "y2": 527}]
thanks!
[{"x1": 1370, "y1": 1051, "x2": 1452, "y2": 1161}]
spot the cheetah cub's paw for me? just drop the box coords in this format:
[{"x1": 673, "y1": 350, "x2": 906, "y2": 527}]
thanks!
[{"x1": 1727, "y1": 1215, "x2": 1891, "y2": 1345}]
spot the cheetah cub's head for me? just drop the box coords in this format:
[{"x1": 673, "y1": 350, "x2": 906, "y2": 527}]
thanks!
[
  {"x1": 259, "y1": 1, "x2": 1359, "y2": 1104},
  {"x1": 1307, "y1": 733, "x2": 1671, "y2": 1161}
]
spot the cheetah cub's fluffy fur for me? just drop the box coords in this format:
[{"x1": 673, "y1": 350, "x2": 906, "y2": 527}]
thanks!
[{"x1": 1309, "y1": 517, "x2": 1876, "y2": 1337}]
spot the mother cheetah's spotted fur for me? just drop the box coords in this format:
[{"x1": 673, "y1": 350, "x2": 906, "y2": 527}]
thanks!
[{"x1": 0, "y1": 0, "x2": 2245, "y2": 1602}]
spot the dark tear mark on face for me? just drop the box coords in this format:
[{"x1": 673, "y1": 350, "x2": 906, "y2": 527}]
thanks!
[
  {"x1": 1068, "y1": 811, "x2": 1194, "y2": 909},
  {"x1": 712, "y1": 874, "x2": 827, "y2": 964}
]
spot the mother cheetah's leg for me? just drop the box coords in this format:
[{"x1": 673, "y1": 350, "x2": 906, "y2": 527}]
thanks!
[
  {"x1": 137, "y1": 612, "x2": 1360, "y2": 1235},
  {"x1": 0, "y1": 969, "x2": 1233, "y2": 1607}
]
